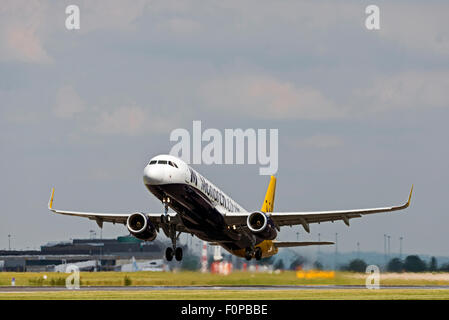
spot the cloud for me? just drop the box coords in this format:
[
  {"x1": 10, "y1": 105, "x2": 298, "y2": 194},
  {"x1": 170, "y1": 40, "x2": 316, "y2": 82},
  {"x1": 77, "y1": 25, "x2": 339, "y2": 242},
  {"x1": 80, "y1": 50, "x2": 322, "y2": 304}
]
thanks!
[
  {"x1": 79, "y1": 0, "x2": 149, "y2": 32},
  {"x1": 199, "y1": 74, "x2": 344, "y2": 120},
  {"x1": 0, "y1": 0, "x2": 52, "y2": 64},
  {"x1": 4, "y1": 25, "x2": 52, "y2": 64},
  {"x1": 356, "y1": 71, "x2": 449, "y2": 113},
  {"x1": 2, "y1": 1, "x2": 448, "y2": 66},
  {"x1": 94, "y1": 106, "x2": 147, "y2": 136},
  {"x1": 156, "y1": 18, "x2": 202, "y2": 35},
  {"x1": 54, "y1": 86, "x2": 86, "y2": 119},
  {"x1": 0, "y1": 0, "x2": 150, "y2": 64},
  {"x1": 295, "y1": 135, "x2": 345, "y2": 149},
  {"x1": 93, "y1": 106, "x2": 176, "y2": 136},
  {"x1": 198, "y1": 69, "x2": 449, "y2": 121},
  {"x1": 379, "y1": 3, "x2": 449, "y2": 55}
]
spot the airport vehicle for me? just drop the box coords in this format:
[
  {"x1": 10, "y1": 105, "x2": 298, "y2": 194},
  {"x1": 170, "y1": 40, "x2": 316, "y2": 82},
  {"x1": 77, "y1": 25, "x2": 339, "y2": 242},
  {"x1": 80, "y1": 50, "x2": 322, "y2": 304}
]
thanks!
[{"x1": 48, "y1": 154, "x2": 412, "y2": 261}]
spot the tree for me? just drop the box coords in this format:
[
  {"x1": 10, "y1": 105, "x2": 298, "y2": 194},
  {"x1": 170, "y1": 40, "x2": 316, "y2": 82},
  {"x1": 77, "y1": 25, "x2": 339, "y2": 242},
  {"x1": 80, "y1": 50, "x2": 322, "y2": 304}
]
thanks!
[
  {"x1": 440, "y1": 263, "x2": 449, "y2": 272},
  {"x1": 313, "y1": 261, "x2": 323, "y2": 270},
  {"x1": 387, "y1": 258, "x2": 404, "y2": 272},
  {"x1": 181, "y1": 254, "x2": 201, "y2": 271},
  {"x1": 429, "y1": 257, "x2": 438, "y2": 271},
  {"x1": 289, "y1": 257, "x2": 306, "y2": 270},
  {"x1": 274, "y1": 259, "x2": 285, "y2": 270},
  {"x1": 346, "y1": 259, "x2": 368, "y2": 272},
  {"x1": 403, "y1": 255, "x2": 427, "y2": 272}
]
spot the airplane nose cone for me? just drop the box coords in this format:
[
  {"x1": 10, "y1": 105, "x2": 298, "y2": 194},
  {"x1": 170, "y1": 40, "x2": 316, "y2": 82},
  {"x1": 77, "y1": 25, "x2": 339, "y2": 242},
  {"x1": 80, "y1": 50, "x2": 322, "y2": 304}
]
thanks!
[{"x1": 143, "y1": 165, "x2": 165, "y2": 185}]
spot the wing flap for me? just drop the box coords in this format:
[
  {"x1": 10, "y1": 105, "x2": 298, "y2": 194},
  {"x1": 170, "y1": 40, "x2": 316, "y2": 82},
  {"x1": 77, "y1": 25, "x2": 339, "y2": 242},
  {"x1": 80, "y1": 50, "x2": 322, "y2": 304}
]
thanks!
[
  {"x1": 224, "y1": 186, "x2": 413, "y2": 233},
  {"x1": 48, "y1": 188, "x2": 164, "y2": 226},
  {"x1": 273, "y1": 241, "x2": 334, "y2": 248}
]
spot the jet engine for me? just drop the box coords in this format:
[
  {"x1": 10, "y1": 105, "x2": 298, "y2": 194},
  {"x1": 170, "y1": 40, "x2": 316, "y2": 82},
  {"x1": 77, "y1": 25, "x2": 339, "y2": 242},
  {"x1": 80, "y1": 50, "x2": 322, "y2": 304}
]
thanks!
[
  {"x1": 246, "y1": 211, "x2": 277, "y2": 240},
  {"x1": 127, "y1": 212, "x2": 157, "y2": 241}
]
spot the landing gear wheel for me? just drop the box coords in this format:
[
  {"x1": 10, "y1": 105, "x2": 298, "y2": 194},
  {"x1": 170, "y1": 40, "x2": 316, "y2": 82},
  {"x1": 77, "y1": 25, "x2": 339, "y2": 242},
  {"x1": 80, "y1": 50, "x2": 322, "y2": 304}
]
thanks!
[
  {"x1": 175, "y1": 247, "x2": 183, "y2": 261},
  {"x1": 244, "y1": 248, "x2": 253, "y2": 261},
  {"x1": 165, "y1": 247, "x2": 174, "y2": 261},
  {"x1": 254, "y1": 247, "x2": 262, "y2": 261}
]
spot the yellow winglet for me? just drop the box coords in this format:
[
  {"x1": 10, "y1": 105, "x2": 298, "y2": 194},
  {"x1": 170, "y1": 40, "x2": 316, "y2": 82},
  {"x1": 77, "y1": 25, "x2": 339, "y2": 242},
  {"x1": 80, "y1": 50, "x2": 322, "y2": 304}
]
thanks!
[
  {"x1": 48, "y1": 188, "x2": 55, "y2": 210},
  {"x1": 407, "y1": 184, "x2": 413, "y2": 207}
]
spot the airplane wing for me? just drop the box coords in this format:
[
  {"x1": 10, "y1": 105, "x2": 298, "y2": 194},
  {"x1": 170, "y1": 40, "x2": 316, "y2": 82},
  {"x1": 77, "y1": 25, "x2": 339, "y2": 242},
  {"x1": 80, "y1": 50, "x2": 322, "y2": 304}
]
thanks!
[
  {"x1": 273, "y1": 241, "x2": 334, "y2": 248},
  {"x1": 47, "y1": 188, "x2": 185, "y2": 231},
  {"x1": 224, "y1": 186, "x2": 413, "y2": 233}
]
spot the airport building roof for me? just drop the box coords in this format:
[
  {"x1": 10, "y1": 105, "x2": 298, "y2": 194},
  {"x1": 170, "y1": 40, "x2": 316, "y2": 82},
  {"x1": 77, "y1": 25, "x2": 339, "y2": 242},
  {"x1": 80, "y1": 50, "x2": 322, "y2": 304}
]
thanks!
[{"x1": 0, "y1": 236, "x2": 165, "y2": 271}]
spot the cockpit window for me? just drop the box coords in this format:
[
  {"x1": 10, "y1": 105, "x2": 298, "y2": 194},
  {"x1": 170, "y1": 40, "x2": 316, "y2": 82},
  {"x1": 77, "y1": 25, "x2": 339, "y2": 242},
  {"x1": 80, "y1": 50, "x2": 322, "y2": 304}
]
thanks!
[
  {"x1": 153, "y1": 159, "x2": 178, "y2": 167},
  {"x1": 168, "y1": 161, "x2": 177, "y2": 168}
]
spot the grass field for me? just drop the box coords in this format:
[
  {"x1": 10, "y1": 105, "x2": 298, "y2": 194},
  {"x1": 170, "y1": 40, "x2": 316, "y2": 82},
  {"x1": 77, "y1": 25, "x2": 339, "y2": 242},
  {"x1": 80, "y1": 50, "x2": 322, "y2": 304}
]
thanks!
[
  {"x1": 1, "y1": 271, "x2": 449, "y2": 300},
  {"x1": 1, "y1": 271, "x2": 449, "y2": 287}
]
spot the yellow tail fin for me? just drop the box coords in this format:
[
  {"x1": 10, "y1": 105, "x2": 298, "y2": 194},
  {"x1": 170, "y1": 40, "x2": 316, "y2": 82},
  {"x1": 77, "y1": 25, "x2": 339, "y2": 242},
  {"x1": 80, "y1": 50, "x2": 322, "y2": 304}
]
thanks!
[{"x1": 261, "y1": 176, "x2": 276, "y2": 213}]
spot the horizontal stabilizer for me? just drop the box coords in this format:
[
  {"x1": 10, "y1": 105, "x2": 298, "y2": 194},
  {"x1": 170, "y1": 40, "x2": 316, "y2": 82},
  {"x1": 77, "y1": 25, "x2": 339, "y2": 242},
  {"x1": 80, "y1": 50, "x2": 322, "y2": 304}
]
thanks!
[{"x1": 273, "y1": 241, "x2": 334, "y2": 248}]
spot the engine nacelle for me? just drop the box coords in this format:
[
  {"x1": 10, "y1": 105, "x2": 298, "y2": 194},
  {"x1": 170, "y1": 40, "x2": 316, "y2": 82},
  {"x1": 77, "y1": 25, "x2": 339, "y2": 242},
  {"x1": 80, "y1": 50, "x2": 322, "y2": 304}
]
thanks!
[
  {"x1": 127, "y1": 212, "x2": 157, "y2": 241},
  {"x1": 246, "y1": 211, "x2": 277, "y2": 240}
]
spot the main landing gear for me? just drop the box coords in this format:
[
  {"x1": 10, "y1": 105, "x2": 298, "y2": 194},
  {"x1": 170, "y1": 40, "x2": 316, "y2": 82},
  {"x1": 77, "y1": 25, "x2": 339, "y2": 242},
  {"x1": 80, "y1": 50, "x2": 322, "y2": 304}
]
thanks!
[
  {"x1": 166, "y1": 246, "x2": 183, "y2": 262},
  {"x1": 165, "y1": 225, "x2": 183, "y2": 262},
  {"x1": 161, "y1": 197, "x2": 183, "y2": 262},
  {"x1": 244, "y1": 247, "x2": 262, "y2": 261}
]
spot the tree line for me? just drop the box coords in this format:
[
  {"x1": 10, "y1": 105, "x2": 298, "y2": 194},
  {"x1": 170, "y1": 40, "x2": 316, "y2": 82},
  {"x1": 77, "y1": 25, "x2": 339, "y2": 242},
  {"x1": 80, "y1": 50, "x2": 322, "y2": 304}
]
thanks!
[{"x1": 343, "y1": 255, "x2": 449, "y2": 272}]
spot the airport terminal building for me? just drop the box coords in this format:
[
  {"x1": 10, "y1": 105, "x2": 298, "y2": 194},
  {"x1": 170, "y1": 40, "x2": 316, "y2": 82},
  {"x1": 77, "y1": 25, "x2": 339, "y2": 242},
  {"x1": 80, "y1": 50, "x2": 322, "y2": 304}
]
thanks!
[{"x1": 0, "y1": 236, "x2": 165, "y2": 272}]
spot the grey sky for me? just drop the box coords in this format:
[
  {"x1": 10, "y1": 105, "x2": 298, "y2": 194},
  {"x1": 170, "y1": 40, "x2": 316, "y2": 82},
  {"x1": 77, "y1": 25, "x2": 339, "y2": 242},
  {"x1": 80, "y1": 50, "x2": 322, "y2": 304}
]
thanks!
[{"x1": 1, "y1": 0, "x2": 448, "y2": 256}]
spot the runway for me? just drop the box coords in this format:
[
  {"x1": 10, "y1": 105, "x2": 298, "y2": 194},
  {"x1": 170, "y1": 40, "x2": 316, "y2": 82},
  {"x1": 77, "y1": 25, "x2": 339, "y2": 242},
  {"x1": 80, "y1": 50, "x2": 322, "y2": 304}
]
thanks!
[{"x1": 2, "y1": 285, "x2": 449, "y2": 292}]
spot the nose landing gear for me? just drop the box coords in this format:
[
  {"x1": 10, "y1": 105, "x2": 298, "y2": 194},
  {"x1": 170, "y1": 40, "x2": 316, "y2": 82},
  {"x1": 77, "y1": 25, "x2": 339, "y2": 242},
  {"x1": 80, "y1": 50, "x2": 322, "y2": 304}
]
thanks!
[
  {"x1": 160, "y1": 198, "x2": 170, "y2": 224},
  {"x1": 161, "y1": 203, "x2": 183, "y2": 262}
]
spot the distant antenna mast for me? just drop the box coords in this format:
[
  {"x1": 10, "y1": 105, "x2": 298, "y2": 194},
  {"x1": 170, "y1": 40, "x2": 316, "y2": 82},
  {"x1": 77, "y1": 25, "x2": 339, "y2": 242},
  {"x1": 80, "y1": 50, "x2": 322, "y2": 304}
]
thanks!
[
  {"x1": 201, "y1": 241, "x2": 208, "y2": 273},
  {"x1": 318, "y1": 233, "x2": 321, "y2": 255},
  {"x1": 387, "y1": 235, "x2": 391, "y2": 259},
  {"x1": 334, "y1": 233, "x2": 338, "y2": 270}
]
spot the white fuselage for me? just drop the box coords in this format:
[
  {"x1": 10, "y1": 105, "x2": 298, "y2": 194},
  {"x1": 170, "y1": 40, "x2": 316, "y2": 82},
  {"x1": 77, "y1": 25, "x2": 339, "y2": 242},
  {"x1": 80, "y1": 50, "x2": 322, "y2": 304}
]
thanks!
[{"x1": 143, "y1": 154, "x2": 247, "y2": 215}]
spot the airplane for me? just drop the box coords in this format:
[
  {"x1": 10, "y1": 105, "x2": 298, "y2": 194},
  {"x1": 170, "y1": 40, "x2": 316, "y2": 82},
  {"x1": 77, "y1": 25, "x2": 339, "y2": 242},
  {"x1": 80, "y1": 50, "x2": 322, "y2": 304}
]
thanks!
[
  {"x1": 119, "y1": 257, "x2": 165, "y2": 272},
  {"x1": 48, "y1": 154, "x2": 413, "y2": 261}
]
